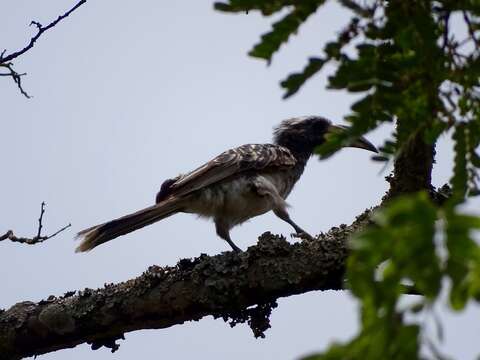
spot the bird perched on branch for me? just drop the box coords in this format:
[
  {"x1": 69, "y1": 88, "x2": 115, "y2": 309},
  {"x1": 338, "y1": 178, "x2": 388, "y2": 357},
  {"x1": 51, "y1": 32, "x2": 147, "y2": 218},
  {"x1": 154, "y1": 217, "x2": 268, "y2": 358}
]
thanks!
[{"x1": 76, "y1": 116, "x2": 377, "y2": 253}]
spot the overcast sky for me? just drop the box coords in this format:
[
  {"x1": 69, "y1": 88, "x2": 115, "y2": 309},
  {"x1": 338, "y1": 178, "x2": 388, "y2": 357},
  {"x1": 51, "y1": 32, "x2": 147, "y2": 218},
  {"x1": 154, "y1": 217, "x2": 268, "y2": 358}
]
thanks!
[{"x1": 1, "y1": 1, "x2": 479, "y2": 359}]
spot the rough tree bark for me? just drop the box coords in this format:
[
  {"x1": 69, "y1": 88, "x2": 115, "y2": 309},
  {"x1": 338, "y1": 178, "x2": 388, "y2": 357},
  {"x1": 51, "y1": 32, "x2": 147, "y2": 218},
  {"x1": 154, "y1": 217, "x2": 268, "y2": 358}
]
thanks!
[
  {"x1": 0, "y1": 127, "x2": 437, "y2": 359},
  {"x1": 0, "y1": 216, "x2": 369, "y2": 359},
  {"x1": 0, "y1": 0, "x2": 451, "y2": 358},
  {"x1": 385, "y1": 131, "x2": 436, "y2": 200}
]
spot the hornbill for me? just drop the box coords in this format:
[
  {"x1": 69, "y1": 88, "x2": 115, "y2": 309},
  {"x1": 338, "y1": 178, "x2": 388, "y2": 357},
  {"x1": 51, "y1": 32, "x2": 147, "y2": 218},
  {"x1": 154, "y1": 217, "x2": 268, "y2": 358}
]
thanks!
[{"x1": 76, "y1": 116, "x2": 377, "y2": 253}]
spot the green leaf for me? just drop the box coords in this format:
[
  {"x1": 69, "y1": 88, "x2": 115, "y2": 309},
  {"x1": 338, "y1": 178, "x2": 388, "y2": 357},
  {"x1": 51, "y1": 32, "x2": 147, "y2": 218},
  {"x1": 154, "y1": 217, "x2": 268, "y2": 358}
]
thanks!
[
  {"x1": 301, "y1": 343, "x2": 349, "y2": 360},
  {"x1": 337, "y1": 0, "x2": 373, "y2": 17},
  {"x1": 378, "y1": 139, "x2": 397, "y2": 155},
  {"x1": 445, "y1": 210, "x2": 480, "y2": 310},
  {"x1": 409, "y1": 302, "x2": 425, "y2": 314},
  {"x1": 281, "y1": 57, "x2": 325, "y2": 98},
  {"x1": 348, "y1": 192, "x2": 441, "y2": 313},
  {"x1": 314, "y1": 130, "x2": 348, "y2": 159},
  {"x1": 424, "y1": 119, "x2": 448, "y2": 144},
  {"x1": 303, "y1": 321, "x2": 421, "y2": 360},
  {"x1": 450, "y1": 123, "x2": 468, "y2": 205},
  {"x1": 281, "y1": 16, "x2": 361, "y2": 98},
  {"x1": 249, "y1": 1, "x2": 324, "y2": 62},
  {"x1": 371, "y1": 155, "x2": 389, "y2": 162},
  {"x1": 214, "y1": 1, "x2": 480, "y2": 358},
  {"x1": 472, "y1": 151, "x2": 480, "y2": 168}
]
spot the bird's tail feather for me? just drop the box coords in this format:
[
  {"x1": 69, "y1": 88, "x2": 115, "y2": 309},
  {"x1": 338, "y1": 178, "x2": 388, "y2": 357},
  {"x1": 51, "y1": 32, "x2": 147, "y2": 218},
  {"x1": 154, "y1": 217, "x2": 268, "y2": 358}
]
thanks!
[{"x1": 75, "y1": 197, "x2": 183, "y2": 252}]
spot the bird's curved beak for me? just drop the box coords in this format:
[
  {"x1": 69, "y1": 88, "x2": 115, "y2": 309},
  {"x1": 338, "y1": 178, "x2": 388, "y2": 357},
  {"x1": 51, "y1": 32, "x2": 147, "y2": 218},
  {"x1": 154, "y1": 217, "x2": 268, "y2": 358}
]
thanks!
[{"x1": 327, "y1": 125, "x2": 378, "y2": 153}]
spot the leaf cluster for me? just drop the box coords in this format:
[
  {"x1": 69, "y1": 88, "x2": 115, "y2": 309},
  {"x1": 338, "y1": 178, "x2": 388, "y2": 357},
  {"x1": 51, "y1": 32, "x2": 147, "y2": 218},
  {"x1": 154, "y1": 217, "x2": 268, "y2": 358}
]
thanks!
[
  {"x1": 215, "y1": 0, "x2": 480, "y2": 358},
  {"x1": 307, "y1": 193, "x2": 480, "y2": 359}
]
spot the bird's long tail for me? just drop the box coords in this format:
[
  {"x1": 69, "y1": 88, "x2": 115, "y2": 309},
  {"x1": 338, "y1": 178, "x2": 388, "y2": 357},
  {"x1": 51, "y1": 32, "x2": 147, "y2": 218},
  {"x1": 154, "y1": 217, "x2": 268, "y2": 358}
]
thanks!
[{"x1": 75, "y1": 197, "x2": 184, "y2": 252}]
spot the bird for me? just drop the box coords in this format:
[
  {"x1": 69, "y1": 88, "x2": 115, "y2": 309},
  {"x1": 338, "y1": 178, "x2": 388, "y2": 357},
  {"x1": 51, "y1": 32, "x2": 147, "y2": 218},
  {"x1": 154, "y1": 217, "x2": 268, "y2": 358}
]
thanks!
[{"x1": 76, "y1": 116, "x2": 377, "y2": 253}]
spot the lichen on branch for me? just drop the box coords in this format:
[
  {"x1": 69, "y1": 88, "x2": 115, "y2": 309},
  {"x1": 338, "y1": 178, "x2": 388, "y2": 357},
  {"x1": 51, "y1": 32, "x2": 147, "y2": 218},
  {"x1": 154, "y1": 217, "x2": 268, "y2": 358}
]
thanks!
[{"x1": 0, "y1": 212, "x2": 372, "y2": 359}]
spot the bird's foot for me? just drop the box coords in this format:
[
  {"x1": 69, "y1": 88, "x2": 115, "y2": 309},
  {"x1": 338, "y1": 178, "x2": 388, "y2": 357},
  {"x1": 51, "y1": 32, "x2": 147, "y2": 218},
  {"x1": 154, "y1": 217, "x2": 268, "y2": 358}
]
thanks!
[
  {"x1": 227, "y1": 240, "x2": 243, "y2": 253},
  {"x1": 290, "y1": 231, "x2": 313, "y2": 241},
  {"x1": 231, "y1": 245, "x2": 243, "y2": 253}
]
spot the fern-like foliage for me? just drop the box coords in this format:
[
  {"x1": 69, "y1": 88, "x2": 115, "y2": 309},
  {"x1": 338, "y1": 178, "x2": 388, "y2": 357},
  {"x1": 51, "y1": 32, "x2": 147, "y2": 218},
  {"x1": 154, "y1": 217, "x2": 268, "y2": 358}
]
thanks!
[{"x1": 215, "y1": 0, "x2": 480, "y2": 358}]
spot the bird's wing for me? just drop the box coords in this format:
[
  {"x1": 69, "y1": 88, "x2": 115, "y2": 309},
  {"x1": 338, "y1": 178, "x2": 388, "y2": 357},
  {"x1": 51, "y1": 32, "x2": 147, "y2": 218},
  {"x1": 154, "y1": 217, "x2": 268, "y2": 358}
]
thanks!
[{"x1": 164, "y1": 144, "x2": 296, "y2": 199}]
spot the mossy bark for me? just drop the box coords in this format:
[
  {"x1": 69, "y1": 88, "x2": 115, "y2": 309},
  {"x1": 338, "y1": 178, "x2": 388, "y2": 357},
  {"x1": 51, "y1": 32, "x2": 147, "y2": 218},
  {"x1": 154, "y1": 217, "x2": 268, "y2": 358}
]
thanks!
[{"x1": 0, "y1": 213, "x2": 371, "y2": 359}]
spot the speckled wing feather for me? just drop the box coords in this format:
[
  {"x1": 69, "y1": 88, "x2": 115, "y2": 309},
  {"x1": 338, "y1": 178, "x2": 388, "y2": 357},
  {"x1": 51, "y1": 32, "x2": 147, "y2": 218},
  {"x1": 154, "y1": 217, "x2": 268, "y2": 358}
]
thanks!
[{"x1": 164, "y1": 144, "x2": 296, "y2": 198}]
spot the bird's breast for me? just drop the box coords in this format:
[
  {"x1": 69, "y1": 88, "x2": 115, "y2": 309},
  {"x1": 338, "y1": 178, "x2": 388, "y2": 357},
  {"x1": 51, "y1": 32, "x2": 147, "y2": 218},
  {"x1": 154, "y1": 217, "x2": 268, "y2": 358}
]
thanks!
[{"x1": 183, "y1": 173, "x2": 290, "y2": 226}]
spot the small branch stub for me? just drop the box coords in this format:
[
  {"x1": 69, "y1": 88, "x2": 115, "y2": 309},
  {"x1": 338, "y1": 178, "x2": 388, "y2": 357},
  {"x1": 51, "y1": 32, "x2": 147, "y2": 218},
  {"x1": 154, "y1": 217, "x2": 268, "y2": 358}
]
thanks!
[{"x1": 0, "y1": 202, "x2": 71, "y2": 245}]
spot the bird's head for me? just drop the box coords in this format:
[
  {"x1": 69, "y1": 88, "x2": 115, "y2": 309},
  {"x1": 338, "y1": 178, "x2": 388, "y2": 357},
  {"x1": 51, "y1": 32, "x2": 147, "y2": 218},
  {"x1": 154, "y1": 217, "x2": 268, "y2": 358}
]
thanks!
[{"x1": 273, "y1": 116, "x2": 377, "y2": 157}]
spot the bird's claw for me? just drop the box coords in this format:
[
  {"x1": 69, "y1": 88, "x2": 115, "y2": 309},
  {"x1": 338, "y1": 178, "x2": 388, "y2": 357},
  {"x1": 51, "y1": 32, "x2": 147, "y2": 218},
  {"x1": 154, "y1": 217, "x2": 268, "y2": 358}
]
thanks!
[{"x1": 290, "y1": 231, "x2": 313, "y2": 241}]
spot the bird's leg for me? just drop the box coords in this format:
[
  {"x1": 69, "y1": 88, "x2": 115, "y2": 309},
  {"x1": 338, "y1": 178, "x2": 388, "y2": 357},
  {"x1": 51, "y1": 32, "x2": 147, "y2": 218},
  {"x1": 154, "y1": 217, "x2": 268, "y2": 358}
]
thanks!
[
  {"x1": 215, "y1": 221, "x2": 242, "y2": 252},
  {"x1": 273, "y1": 208, "x2": 313, "y2": 241},
  {"x1": 252, "y1": 177, "x2": 313, "y2": 241}
]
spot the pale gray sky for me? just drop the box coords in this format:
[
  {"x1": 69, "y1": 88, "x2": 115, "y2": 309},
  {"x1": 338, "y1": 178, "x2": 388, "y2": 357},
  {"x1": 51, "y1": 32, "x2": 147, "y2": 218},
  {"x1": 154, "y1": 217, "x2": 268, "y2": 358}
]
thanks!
[{"x1": 1, "y1": 1, "x2": 478, "y2": 359}]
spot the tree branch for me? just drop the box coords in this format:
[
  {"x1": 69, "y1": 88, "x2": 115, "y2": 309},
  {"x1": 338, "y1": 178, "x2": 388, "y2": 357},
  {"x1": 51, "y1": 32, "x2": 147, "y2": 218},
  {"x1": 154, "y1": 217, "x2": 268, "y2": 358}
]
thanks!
[
  {"x1": 462, "y1": 11, "x2": 479, "y2": 49},
  {"x1": 0, "y1": 63, "x2": 30, "y2": 98},
  {"x1": 1, "y1": 202, "x2": 71, "y2": 245},
  {"x1": 0, "y1": 0, "x2": 86, "y2": 98},
  {"x1": 384, "y1": 129, "x2": 436, "y2": 200},
  {"x1": 0, "y1": 210, "x2": 373, "y2": 359},
  {"x1": 0, "y1": 0, "x2": 86, "y2": 64}
]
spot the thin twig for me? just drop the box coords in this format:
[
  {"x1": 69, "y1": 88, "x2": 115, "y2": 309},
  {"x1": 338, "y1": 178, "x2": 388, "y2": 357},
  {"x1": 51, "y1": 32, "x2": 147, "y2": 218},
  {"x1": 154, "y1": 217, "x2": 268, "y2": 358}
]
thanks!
[
  {"x1": 440, "y1": 90, "x2": 457, "y2": 111},
  {"x1": 1, "y1": 202, "x2": 71, "y2": 245},
  {"x1": 0, "y1": 0, "x2": 86, "y2": 98},
  {"x1": 463, "y1": 11, "x2": 479, "y2": 48},
  {"x1": 0, "y1": 63, "x2": 31, "y2": 98},
  {"x1": 0, "y1": 0, "x2": 87, "y2": 63},
  {"x1": 442, "y1": 11, "x2": 450, "y2": 51},
  {"x1": 37, "y1": 202, "x2": 46, "y2": 238}
]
